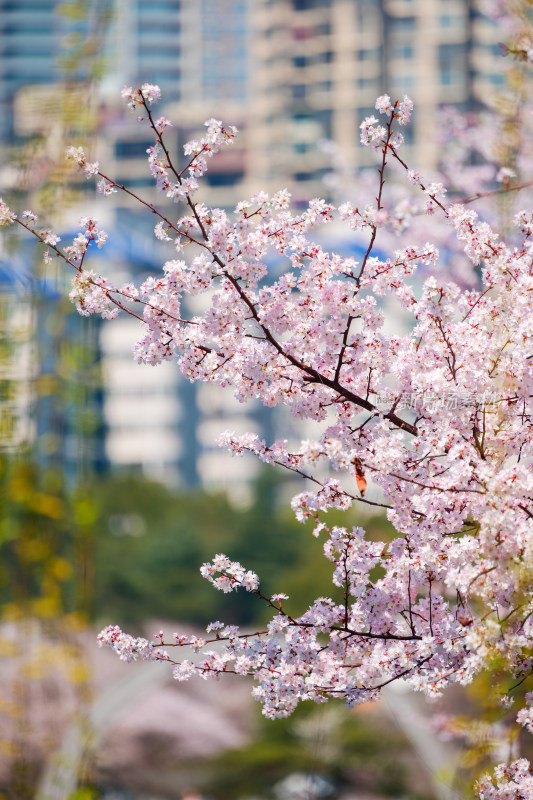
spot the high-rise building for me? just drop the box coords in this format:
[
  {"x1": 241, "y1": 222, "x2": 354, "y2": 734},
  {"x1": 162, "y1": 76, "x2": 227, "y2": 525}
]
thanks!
[
  {"x1": 0, "y1": 0, "x2": 113, "y2": 144},
  {"x1": 0, "y1": 0, "x2": 507, "y2": 498},
  {"x1": 0, "y1": 0, "x2": 113, "y2": 478},
  {"x1": 108, "y1": 0, "x2": 181, "y2": 103},
  {"x1": 68, "y1": 0, "x2": 507, "y2": 498},
  {"x1": 101, "y1": 0, "x2": 249, "y2": 211},
  {"x1": 247, "y1": 0, "x2": 503, "y2": 202},
  {"x1": 0, "y1": 0, "x2": 65, "y2": 143},
  {"x1": 97, "y1": 0, "x2": 265, "y2": 501},
  {"x1": 108, "y1": 0, "x2": 248, "y2": 106}
]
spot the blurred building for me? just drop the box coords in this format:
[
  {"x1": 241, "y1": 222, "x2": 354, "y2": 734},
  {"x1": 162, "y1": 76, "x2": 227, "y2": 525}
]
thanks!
[
  {"x1": 97, "y1": 0, "x2": 266, "y2": 500},
  {"x1": 100, "y1": 0, "x2": 249, "y2": 210},
  {"x1": 0, "y1": 277, "x2": 33, "y2": 451},
  {"x1": 0, "y1": 0, "x2": 68, "y2": 143},
  {"x1": 98, "y1": 0, "x2": 504, "y2": 204},
  {"x1": 248, "y1": 0, "x2": 503, "y2": 202},
  {"x1": 0, "y1": 0, "x2": 112, "y2": 478},
  {"x1": 95, "y1": 0, "x2": 503, "y2": 498},
  {"x1": 0, "y1": 0, "x2": 113, "y2": 144},
  {"x1": 0, "y1": 0, "x2": 505, "y2": 497}
]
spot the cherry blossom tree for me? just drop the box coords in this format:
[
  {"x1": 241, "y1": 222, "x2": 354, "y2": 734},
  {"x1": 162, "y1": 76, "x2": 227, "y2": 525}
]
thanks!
[{"x1": 4, "y1": 80, "x2": 533, "y2": 796}]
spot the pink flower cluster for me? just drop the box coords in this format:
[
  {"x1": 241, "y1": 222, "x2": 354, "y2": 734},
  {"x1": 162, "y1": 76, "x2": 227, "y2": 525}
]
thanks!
[
  {"x1": 476, "y1": 759, "x2": 533, "y2": 799},
  {"x1": 8, "y1": 83, "x2": 533, "y2": 795},
  {"x1": 97, "y1": 625, "x2": 169, "y2": 663},
  {"x1": 200, "y1": 555, "x2": 259, "y2": 593}
]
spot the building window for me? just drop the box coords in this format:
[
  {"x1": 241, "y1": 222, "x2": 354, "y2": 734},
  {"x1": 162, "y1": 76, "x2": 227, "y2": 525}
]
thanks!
[
  {"x1": 390, "y1": 74, "x2": 416, "y2": 90},
  {"x1": 439, "y1": 42, "x2": 466, "y2": 87},
  {"x1": 293, "y1": 168, "x2": 328, "y2": 182},
  {"x1": 114, "y1": 140, "x2": 153, "y2": 159},
  {"x1": 388, "y1": 16, "x2": 416, "y2": 33},
  {"x1": 358, "y1": 48, "x2": 380, "y2": 61},
  {"x1": 205, "y1": 171, "x2": 244, "y2": 186},
  {"x1": 358, "y1": 76, "x2": 380, "y2": 90},
  {"x1": 391, "y1": 44, "x2": 414, "y2": 59},
  {"x1": 439, "y1": 14, "x2": 464, "y2": 28},
  {"x1": 315, "y1": 22, "x2": 331, "y2": 36},
  {"x1": 292, "y1": 55, "x2": 307, "y2": 68},
  {"x1": 292, "y1": 0, "x2": 332, "y2": 8}
]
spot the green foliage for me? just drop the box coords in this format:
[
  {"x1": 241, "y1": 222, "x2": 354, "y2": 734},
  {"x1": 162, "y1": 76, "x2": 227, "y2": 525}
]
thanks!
[
  {"x1": 0, "y1": 455, "x2": 92, "y2": 621},
  {"x1": 68, "y1": 787, "x2": 99, "y2": 800},
  {"x1": 436, "y1": 655, "x2": 533, "y2": 797},
  {"x1": 91, "y1": 468, "x2": 396, "y2": 630},
  {"x1": 0, "y1": 453, "x2": 93, "y2": 798},
  {"x1": 204, "y1": 701, "x2": 432, "y2": 800},
  {"x1": 92, "y1": 469, "x2": 306, "y2": 627}
]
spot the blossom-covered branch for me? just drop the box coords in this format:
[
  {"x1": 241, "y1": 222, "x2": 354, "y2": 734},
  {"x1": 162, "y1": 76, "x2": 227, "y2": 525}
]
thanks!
[{"x1": 4, "y1": 81, "x2": 533, "y2": 796}]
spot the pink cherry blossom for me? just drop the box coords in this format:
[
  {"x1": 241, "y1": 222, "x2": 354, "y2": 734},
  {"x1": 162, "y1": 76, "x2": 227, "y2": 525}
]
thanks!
[{"x1": 10, "y1": 80, "x2": 533, "y2": 795}]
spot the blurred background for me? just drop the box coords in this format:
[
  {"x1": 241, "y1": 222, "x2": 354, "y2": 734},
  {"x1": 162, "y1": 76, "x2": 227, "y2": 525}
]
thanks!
[{"x1": 0, "y1": 1, "x2": 528, "y2": 798}]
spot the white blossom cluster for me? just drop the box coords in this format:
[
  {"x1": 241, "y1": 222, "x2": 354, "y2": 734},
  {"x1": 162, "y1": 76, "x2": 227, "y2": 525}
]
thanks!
[{"x1": 6, "y1": 83, "x2": 533, "y2": 797}]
